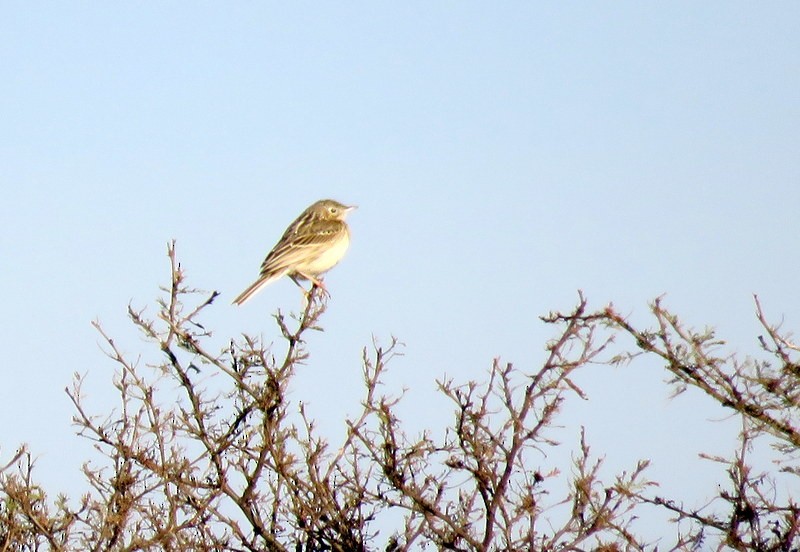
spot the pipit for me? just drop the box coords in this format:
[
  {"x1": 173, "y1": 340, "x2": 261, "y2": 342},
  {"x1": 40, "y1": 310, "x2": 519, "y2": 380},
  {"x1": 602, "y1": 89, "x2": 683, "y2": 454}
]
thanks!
[{"x1": 232, "y1": 199, "x2": 356, "y2": 306}]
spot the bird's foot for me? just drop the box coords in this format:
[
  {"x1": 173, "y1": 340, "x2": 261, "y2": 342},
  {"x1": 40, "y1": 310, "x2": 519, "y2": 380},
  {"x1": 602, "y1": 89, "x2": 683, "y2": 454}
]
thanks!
[{"x1": 310, "y1": 280, "x2": 330, "y2": 299}]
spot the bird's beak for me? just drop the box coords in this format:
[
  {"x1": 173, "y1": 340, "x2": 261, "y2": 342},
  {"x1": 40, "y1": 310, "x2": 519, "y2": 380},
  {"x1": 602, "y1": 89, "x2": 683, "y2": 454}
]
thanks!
[{"x1": 346, "y1": 205, "x2": 358, "y2": 212}]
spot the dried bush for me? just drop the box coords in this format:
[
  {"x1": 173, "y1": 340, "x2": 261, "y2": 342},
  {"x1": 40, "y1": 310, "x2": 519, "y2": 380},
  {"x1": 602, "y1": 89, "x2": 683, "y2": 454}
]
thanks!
[{"x1": 1, "y1": 243, "x2": 797, "y2": 551}]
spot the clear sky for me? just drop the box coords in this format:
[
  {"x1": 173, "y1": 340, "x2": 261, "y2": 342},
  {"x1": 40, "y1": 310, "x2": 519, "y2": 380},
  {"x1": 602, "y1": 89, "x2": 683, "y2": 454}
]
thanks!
[{"x1": 1, "y1": 2, "x2": 799, "y2": 543}]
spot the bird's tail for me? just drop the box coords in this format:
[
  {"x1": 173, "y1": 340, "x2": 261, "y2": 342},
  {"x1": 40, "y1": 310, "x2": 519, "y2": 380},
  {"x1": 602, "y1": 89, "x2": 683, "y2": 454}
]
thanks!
[{"x1": 232, "y1": 274, "x2": 280, "y2": 306}]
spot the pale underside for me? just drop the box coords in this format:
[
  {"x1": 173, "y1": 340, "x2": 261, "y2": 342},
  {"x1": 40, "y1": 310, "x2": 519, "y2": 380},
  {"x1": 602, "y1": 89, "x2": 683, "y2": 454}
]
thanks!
[{"x1": 261, "y1": 225, "x2": 350, "y2": 278}]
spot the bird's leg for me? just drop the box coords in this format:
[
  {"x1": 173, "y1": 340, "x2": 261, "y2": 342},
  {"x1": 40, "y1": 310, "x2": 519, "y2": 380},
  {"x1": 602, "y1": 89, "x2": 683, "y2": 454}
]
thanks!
[
  {"x1": 292, "y1": 273, "x2": 330, "y2": 298},
  {"x1": 289, "y1": 274, "x2": 305, "y2": 291},
  {"x1": 289, "y1": 274, "x2": 312, "y2": 300}
]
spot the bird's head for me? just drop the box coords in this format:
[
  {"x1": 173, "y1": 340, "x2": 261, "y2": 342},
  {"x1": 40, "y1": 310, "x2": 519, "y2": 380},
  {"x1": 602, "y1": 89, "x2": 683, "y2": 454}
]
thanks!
[{"x1": 312, "y1": 199, "x2": 357, "y2": 221}]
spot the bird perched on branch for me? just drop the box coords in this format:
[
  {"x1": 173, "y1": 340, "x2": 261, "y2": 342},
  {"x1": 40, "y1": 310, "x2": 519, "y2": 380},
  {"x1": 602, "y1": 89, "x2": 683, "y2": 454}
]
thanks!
[{"x1": 233, "y1": 199, "x2": 356, "y2": 306}]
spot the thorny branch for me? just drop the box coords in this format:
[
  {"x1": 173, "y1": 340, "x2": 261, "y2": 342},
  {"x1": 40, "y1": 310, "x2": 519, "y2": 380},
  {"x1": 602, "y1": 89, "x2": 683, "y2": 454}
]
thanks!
[{"x1": 1, "y1": 248, "x2": 798, "y2": 551}]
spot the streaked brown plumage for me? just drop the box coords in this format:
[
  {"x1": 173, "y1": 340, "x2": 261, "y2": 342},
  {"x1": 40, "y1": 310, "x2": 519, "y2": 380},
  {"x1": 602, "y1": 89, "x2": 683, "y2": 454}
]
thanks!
[{"x1": 233, "y1": 199, "x2": 356, "y2": 306}]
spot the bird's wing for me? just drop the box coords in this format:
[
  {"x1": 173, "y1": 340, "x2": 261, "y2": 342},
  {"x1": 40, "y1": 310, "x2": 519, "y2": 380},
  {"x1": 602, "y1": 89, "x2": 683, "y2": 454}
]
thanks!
[{"x1": 258, "y1": 220, "x2": 344, "y2": 277}]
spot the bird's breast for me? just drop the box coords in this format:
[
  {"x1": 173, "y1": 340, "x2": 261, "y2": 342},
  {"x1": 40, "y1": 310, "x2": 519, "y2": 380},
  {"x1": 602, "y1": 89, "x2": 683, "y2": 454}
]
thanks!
[{"x1": 297, "y1": 230, "x2": 351, "y2": 275}]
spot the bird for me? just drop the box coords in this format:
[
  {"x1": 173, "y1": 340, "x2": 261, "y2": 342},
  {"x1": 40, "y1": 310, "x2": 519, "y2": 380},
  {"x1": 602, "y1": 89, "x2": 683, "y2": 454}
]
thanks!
[{"x1": 232, "y1": 199, "x2": 356, "y2": 306}]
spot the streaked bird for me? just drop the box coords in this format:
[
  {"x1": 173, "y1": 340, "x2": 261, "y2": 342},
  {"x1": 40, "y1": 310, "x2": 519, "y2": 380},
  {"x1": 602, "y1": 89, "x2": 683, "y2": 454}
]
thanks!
[{"x1": 233, "y1": 199, "x2": 356, "y2": 306}]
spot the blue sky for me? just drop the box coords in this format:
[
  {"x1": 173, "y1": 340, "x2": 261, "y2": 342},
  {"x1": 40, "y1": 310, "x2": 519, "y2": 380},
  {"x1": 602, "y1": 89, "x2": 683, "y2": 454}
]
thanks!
[{"x1": 1, "y1": 2, "x2": 799, "y2": 543}]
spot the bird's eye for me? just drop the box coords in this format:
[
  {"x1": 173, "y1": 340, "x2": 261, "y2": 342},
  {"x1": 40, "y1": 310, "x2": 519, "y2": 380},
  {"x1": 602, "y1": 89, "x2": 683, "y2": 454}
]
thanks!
[{"x1": 329, "y1": 207, "x2": 338, "y2": 214}]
